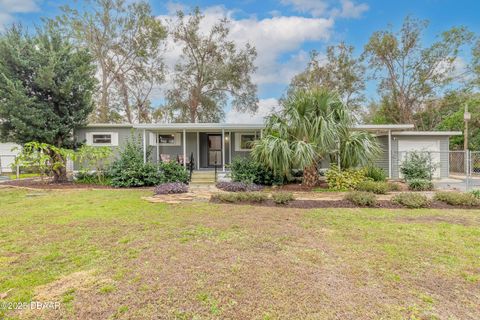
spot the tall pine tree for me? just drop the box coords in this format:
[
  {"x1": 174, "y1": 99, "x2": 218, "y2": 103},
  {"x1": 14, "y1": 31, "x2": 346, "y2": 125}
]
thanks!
[{"x1": 0, "y1": 24, "x2": 96, "y2": 181}]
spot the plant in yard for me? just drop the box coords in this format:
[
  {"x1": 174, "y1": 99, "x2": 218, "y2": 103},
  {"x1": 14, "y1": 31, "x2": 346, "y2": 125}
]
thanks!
[
  {"x1": 393, "y1": 192, "x2": 431, "y2": 208},
  {"x1": 154, "y1": 182, "x2": 188, "y2": 195},
  {"x1": 159, "y1": 161, "x2": 189, "y2": 183},
  {"x1": 470, "y1": 189, "x2": 480, "y2": 199},
  {"x1": 387, "y1": 182, "x2": 402, "y2": 192},
  {"x1": 355, "y1": 181, "x2": 389, "y2": 194},
  {"x1": 407, "y1": 179, "x2": 434, "y2": 191},
  {"x1": 229, "y1": 157, "x2": 282, "y2": 185},
  {"x1": 345, "y1": 191, "x2": 377, "y2": 207},
  {"x1": 364, "y1": 166, "x2": 387, "y2": 182},
  {"x1": 252, "y1": 88, "x2": 380, "y2": 187},
  {"x1": 108, "y1": 135, "x2": 164, "y2": 187},
  {"x1": 271, "y1": 192, "x2": 295, "y2": 205},
  {"x1": 0, "y1": 25, "x2": 96, "y2": 182},
  {"x1": 75, "y1": 145, "x2": 113, "y2": 184},
  {"x1": 13, "y1": 142, "x2": 75, "y2": 182},
  {"x1": 400, "y1": 151, "x2": 436, "y2": 181},
  {"x1": 215, "y1": 181, "x2": 263, "y2": 192},
  {"x1": 325, "y1": 165, "x2": 367, "y2": 190},
  {"x1": 211, "y1": 192, "x2": 268, "y2": 203},
  {"x1": 434, "y1": 191, "x2": 479, "y2": 206}
]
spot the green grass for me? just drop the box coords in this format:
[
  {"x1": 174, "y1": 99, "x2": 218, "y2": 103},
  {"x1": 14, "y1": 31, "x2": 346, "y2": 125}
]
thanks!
[{"x1": 0, "y1": 188, "x2": 479, "y2": 319}]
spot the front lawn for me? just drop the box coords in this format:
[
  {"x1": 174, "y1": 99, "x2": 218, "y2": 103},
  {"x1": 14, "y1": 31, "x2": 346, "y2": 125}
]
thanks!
[{"x1": 0, "y1": 188, "x2": 479, "y2": 319}]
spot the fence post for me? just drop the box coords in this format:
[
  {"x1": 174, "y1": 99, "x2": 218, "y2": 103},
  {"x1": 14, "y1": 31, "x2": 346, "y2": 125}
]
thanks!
[
  {"x1": 16, "y1": 164, "x2": 20, "y2": 180},
  {"x1": 466, "y1": 150, "x2": 470, "y2": 191}
]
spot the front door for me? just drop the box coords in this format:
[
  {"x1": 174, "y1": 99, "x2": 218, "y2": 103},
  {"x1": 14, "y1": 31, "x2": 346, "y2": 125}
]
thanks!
[{"x1": 208, "y1": 134, "x2": 222, "y2": 167}]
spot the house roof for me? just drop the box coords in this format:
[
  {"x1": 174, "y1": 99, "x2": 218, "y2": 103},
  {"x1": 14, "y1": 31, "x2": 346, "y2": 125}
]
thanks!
[
  {"x1": 391, "y1": 131, "x2": 462, "y2": 136},
  {"x1": 84, "y1": 123, "x2": 415, "y2": 131}
]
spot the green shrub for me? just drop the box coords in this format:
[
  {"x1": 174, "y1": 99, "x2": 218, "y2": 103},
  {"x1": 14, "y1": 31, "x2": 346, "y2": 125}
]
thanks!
[
  {"x1": 211, "y1": 192, "x2": 268, "y2": 203},
  {"x1": 393, "y1": 192, "x2": 431, "y2": 208},
  {"x1": 325, "y1": 165, "x2": 367, "y2": 191},
  {"x1": 364, "y1": 166, "x2": 387, "y2": 182},
  {"x1": 159, "y1": 161, "x2": 189, "y2": 183},
  {"x1": 229, "y1": 157, "x2": 282, "y2": 185},
  {"x1": 272, "y1": 192, "x2": 295, "y2": 204},
  {"x1": 345, "y1": 191, "x2": 377, "y2": 207},
  {"x1": 434, "y1": 191, "x2": 479, "y2": 206},
  {"x1": 108, "y1": 135, "x2": 164, "y2": 187},
  {"x1": 75, "y1": 171, "x2": 111, "y2": 185},
  {"x1": 407, "y1": 179, "x2": 434, "y2": 191},
  {"x1": 387, "y1": 182, "x2": 401, "y2": 192},
  {"x1": 400, "y1": 152, "x2": 436, "y2": 181},
  {"x1": 470, "y1": 189, "x2": 480, "y2": 199},
  {"x1": 355, "y1": 181, "x2": 389, "y2": 194}
]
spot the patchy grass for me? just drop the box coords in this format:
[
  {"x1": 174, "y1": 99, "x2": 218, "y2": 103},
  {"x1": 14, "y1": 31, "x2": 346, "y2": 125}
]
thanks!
[{"x1": 0, "y1": 188, "x2": 479, "y2": 319}]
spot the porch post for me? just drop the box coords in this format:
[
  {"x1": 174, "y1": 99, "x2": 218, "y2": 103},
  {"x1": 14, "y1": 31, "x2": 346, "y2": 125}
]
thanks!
[
  {"x1": 388, "y1": 129, "x2": 392, "y2": 179},
  {"x1": 229, "y1": 131, "x2": 232, "y2": 167},
  {"x1": 196, "y1": 132, "x2": 200, "y2": 170},
  {"x1": 143, "y1": 129, "x2": 147, "y2": 164},
  {"x1": 222, "y1": 128, "x2": 225, "y2": 172},
  {"x1": 183, "y1": 129, "x2": 187, "y2": 168},
  {"x1": 156, "y1": 132, "x2": 159, "y2": 164}
]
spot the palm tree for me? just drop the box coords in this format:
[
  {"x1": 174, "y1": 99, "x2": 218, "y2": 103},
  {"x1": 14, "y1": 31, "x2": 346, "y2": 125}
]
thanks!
[{"x1": 252, "y1": 89, "x2": 380, "y2": 187}]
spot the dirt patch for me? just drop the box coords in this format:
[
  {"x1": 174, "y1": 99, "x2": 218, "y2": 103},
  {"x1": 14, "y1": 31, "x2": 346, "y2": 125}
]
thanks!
[{"x1": 210, "y1": 199, "x2": 480, "y2": 210}]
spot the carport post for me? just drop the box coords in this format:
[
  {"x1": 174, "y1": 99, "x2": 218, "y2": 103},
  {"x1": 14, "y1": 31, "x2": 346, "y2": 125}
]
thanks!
[
  {"x1": 388, "y1": 130, "x2": 392, "y2": 179},
  {"x1": 183, "y1": 129, "x2": 187, "y2": 168}
]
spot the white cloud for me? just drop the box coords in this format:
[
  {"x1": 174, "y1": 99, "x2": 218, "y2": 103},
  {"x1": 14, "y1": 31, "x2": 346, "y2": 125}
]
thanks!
[
  {"x1": 225, "y1": 98, "x2": 281, "y2": 124},
  {"x1": 282, "y1": 0, "x2": 368, "y2": 19},
  {"x1": 165, "y1": 1, "x2": 186, "y2": 15},
  {"x1": 335, "y1": 0, "x2": 369, "y2": 18},
  {"x1": 0, "y1": 0, "x2": 39, "y2": 30}
]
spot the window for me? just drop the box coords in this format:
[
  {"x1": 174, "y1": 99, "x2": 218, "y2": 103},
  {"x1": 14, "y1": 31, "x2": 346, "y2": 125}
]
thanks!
[
  {"x1": 159, "y1": 134, "x2": 176, "y2": 145},
  {"x1": 235, "y1": 133, "x2": 257, "y2": 151},
  {"x1": 86, "y1": 132, "x2": 118, "y2": 146},
  {"x1": 92, "y1": 134, "x2": 112, "y2": 144}
]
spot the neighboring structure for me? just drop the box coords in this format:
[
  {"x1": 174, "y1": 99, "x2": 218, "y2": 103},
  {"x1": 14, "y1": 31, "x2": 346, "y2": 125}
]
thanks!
[
  {"x1": 0, "y1": 142, "x2": 20, "y2": 173},
  {"x1": 74, "y1": 123, "x2": 462, "y2": 179}
]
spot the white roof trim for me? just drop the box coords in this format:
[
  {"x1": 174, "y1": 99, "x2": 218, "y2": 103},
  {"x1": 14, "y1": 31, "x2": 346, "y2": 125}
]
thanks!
[
  {"x1": 353, "y1": 124, "x2": 414, "y2": 130},
  {"x1": 85, "y1": 123, "x2": 133, "y2": 128},
  {"x1": 392, "y1": 131, "x2": 462, "y2": 136}
]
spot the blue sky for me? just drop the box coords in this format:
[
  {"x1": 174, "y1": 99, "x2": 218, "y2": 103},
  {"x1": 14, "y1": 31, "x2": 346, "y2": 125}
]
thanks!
[{"x1": 1, "y1": 0, "x2": 479, "y2": 122}]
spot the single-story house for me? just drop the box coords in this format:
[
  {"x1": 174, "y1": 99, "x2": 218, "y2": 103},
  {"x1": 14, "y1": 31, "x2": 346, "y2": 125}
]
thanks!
[{"x1": 74, "y1": 123, "x2": 462, "y2": 179}]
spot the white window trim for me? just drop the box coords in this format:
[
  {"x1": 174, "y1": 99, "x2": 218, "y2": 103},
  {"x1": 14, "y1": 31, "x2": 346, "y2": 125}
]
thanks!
[
  {"x1": 149, "y1": 132, "x2": 181, "y2": 146},
  {"x1": 86, "y1": 132, "x2": 118, "y2": 146},
  {"x1": 235, "y1": 132, "x2": 256, "y2": 152}
]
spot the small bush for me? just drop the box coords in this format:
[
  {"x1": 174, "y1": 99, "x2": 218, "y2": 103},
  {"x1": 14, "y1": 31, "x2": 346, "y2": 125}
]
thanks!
[
  {"x1": 212, "y1": 192, "x2": 268, "y2": 203},
  {"x1": 355, "y1": 181, "x2": 389, "y2": 194},
  {"x1": 154, "y1": 182, "x2": 188, "y2": 195},
  {"x1": 387, "y1": 182, "x2": 401, "y2": 192},
  {"x1": 345, "y1": 191, "x2": 377, "y2": 207},
  {"x1": 160, "y1": 161, "x2": 189, "y2": 183},
  {"x1": 272, "y1": 192, "x2": 295, "y2": 204},
  {"x1": 400, "y1": 152, "x2": 436, "y2": 181},
  {"x1": 470, "y1": 189, "x2": 480, "y2": 199},
  {"x1": 407, "y1": 179, "x2": 434, "y2": 191},
  {"x1": 75, "y1": 171, "x2": 111, "y2": 185},
  {"x1": 393, "y1": 193, "x2": 430, "y2": 208},
  {"x1": 216, "y1": 181, "x2": 263, "y2": 192},
  {"x1": 434, "y1": 191, "x2": 479, "y2": 206},
  {"x1": 325, "y1": 165, "x2": 367, "y2": 191},
  {"x1": 364, "y1": 166, "x2": 387, "y2": 182},
  {"x1": 229, "y1": 157, "x2": 282, "y2": 185}
]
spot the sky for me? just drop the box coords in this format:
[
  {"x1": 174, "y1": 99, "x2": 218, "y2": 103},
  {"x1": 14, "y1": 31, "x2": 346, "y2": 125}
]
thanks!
[{"x1": 1, "y1": 0, "x2": 480, "y2": 123}]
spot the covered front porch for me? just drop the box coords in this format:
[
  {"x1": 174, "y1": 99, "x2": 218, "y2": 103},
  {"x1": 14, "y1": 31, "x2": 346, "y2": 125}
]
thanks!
[{"x1": 135, "y1": 123, "x2": 264, "y2": 172}]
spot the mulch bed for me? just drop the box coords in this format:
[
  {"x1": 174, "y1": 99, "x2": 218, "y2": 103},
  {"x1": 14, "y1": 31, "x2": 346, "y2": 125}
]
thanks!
[{"x1": 210, "y1": 199, "x2": 480, "y2": 210}]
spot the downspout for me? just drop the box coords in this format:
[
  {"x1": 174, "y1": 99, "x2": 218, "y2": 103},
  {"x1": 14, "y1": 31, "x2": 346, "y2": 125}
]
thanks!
[
  {"x1": 183, "y1": 129, "x2": 187, "y2": 168},
  {"x1": 143, "y1": 129, "x2": 147, "y2": 164},
  {"x1": 388, "y1": 129, "x2": 392, "y2": 179}
]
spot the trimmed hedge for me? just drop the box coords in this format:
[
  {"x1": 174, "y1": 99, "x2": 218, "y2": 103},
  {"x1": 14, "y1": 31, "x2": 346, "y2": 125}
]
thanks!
[
  {"x1": 393, "y1": 192, "x2": 430, "y2": 208},
  {"x1": 154, "y1": 182, "x2": 188, "y2": 195},
  {"x1": 344, "y1": 191, "x2": 377, "y2": 207},
  {"x1": 407, "y1": 179, "x2": 434, "y2": 191},
  {"x1": 211, "y1": 192, "x2": 268, "y2": 203},
  {"x1": 434, "y1": 191, "x2": 479, "y2": 206},
  {"x1": 216, "y1": 181, "x2": 263, "y2": 192},
  {"x1": 272, "y1": 192, "x2": 295, "y2": 204},
  {"x1": 355, "y1": 181, "x2": 389, "y2": 194}
]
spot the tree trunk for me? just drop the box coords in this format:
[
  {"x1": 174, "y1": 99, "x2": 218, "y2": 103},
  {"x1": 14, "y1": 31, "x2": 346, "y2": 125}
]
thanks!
[
  {"x1": 117, "y1": 74, "x2": 132, "y2": 123},
  {"x1": 49, "y1": 152, "x2": 68, "y2": 183},
  {"x1": 99, "y1": 72, "x2": 109, "y2": 123},
  {"x1": 303, "y1": 163, "x2": 319, "y2": 187}
]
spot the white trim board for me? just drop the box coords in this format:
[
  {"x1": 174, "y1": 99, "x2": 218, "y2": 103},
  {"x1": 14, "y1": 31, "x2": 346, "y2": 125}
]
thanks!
[{"x1": 85, "y1": 132, "x2": 118, "y2": 146}]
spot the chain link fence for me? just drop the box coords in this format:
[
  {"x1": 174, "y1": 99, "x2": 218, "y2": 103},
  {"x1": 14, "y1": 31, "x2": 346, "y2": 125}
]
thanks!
[{"x1": 392, "y1": 150, "x2": 480, "y2": 191}]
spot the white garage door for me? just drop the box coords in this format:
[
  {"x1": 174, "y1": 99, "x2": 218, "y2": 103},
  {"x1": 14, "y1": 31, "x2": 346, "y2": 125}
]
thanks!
[
  {"x1": 398, "y1": 139, "x2": 441, "y2": 178},
  {"x1": 0, "y1": 143, "x2": 20, "y2": 173}
]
